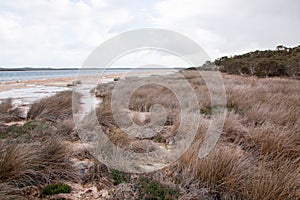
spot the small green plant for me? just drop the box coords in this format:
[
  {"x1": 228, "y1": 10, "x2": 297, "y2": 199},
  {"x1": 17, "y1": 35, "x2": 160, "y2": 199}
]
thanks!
[
  {"x1": 6, "y1": 124, "x2": 24, "y2": 135},
  {"x1": 110, "y1": 168, "x2": 131, "y2": 185},
  {"x1": 0, "y1": 133, "x2": 6, "y2": 139},
  {"x1": 200, "y1": 107, "x2": 213, "y2": 116},
  {"x1": 201, "y1": 105, "x2": 233, "y2": 116},
  {"x1": 4, "y1": 120, "x2": 48, "y2": 140},
  {"x1": 135, "y1": 177, "x2": 180, "y2": 200},
  {"x1": 43, "y1": 183, "x2": 72, "y2": 195},
  {"x1": 154, "y1": 135, "x2": 166, "y2": 143},
  {"x1": 22, "y1": 121, "x2": 38, "y2": 131},
  {"x1": 6, "y1": 121, "x2": 41, "y2": 135}
]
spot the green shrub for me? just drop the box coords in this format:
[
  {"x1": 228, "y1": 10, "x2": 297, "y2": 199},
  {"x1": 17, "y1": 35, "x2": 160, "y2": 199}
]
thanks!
[
  {"x1": 154, "y1": 135, "x2": 167, "y2": 143},
  {"x1": 43, "y1": 183, "x2": 72, "y2": 195},
  {"x1": 135, "y1": 177, "x2": 180, "y2": 200},
  {"x1": 4, "y1": 120, "x2": 48, "y2": 140},
  {"x1": 110, "y1": 169, "x2": 131, "y2": 185}
]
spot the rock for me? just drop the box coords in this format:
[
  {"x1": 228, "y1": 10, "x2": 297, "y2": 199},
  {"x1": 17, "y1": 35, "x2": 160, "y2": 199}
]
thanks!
[
  {"x1": 67, "y1": 80, "x2": 81, "y2": 87},
  {"x1": 92, "y1": 82, "x2": 116, "y2": 98},
  {"x1": 95, "y1": 91, "x2": 106, "y2": 98},
  {"x1": 73, "y1": 80, "x2": 82, "y2": 85}
]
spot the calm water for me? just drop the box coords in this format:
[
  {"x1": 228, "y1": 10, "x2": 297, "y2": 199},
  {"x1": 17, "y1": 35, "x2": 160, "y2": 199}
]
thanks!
[
  {"x1": 0, "y1": 69, "x2": 176, "y2": 82},
  {"x1": 0, "y1": 69, "x2": 129, "y2": 82}
]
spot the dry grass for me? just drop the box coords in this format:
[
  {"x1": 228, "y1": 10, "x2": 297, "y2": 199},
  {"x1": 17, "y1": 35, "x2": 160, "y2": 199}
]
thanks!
[
  {"x1": 244, "y1": 161, "x2": 300, "y2": 200},
  {"x1": 27, "y1": 91, "x2": 81, "y2": 121},
  {"x1": 2, "y1": 71, "x2": 299, "y2": 199},
  {"x1": 167, "y1": 73, "x2": 300, "y2": 199},
  {"x1": 0, "y1": 183, "x2": 24, "y2": 200},
  {"x1": 0, "y1": 137, "x2": 78, "y2": 198},
  {"x1": 0, "y1": 98, "x2": 23, "y2": 123},
  {"x1": 93, "y1": 72, "x2": 299, "y2": 198},
  {"x1": 88, "y1": 72, "x2": 300, "y2": 199},
  {"x1": 245, "y1": 124, "x2": 300, "y2": 162},
  {"x1": 193, "y1": 146, "x2": 250, "y2": 198}
]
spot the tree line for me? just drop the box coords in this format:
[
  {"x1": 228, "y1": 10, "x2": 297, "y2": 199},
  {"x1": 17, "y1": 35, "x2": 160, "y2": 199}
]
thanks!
[{"x1": 214, "y1": 45, "x2": 300, "y2": 78}]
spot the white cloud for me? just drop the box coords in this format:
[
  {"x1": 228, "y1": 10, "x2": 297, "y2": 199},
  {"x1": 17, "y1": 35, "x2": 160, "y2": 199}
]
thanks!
[
  {"x1": 0, "y1": 12, "x2": 22, "y2": 42},
  {"x1": 111, "y1": 49, "x2": 189, "y2": 68},
  {"x1": 0, "y1": 0, "x2": 133, "y2": 67},
  {"x1": 91, "y1": 0, "x2": 107, "y2": 8},
  {"x1": 0, "y1": 0, "x2": 299, "y2": 67},
  {"x1": 153, "y1": 0, "x2": 300, "y2": 59}
]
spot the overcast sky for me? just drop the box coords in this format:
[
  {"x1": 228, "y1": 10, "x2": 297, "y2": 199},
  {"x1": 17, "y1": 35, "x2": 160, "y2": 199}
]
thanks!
[{"x1": 0, "y1": 0, "x2": 299, "y2": 67}]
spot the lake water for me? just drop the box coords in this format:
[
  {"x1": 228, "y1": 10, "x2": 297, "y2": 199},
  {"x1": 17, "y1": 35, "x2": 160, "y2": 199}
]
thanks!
[
  {"x1": 0, "y1": 68, "x2": 177, "y2": 118},
  {"x1": 0, "y1": 69, "x2": 128, "y2": 82}
]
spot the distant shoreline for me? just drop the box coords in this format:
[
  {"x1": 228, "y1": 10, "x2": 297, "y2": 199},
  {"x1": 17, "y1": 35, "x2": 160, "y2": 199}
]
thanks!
[
  {"x1": 0, "y1": 67, "x2": 184, "y2": 72},
  {"x1": 0, "y1": 69, "x2": 177, "y2": 92}
]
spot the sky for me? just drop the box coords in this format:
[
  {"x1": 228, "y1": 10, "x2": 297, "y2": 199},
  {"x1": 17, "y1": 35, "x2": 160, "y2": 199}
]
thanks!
[{"x1": 0, "y1": 0, "x2": 299, "y2": 68}]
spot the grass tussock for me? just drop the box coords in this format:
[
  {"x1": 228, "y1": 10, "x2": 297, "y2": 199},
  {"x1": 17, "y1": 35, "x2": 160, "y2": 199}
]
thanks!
[
  {"x1": 246, "y1": 124, "x2": 300, "y2": 163},
  {"x1": 0, "y1": 183, "x2": 24, "y2": 200},
  {"x1": 0, "y1": 98, "x2": 23, "y2": 123},
  {"x1": 92, "y1": 72, "x2": 299, "y2": 199},
  {"x1": 169, "y1": 73, "x2": 300, "y2": 199},
  {"x1": 244, "y1": 161, "x2": 300, "y2": 200},
  {"x1": 0, "y1": 137, "x2": 78, "y2": 197},
  {"x1": 175, "y1": 145, "x2": 250, "y2": 199},
  {"x1": 81, "y1": 72, "x2": 300, "y2": 199},
  {"x1": 1, "y1": 71, "x2": 299, "y2": 199},
  {"x1": 27, "y1": 91, "x2": 81, "y2": 121}
]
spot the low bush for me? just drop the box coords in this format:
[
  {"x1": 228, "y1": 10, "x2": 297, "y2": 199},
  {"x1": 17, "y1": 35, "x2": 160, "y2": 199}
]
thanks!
[
  {"x1": 135, "y1": 177, "x2": 180, "y2": 200},
  {"x1": 43, "y1": 183, "x2": 72, "y2": 195},
  {"x1": 110, "y1": 168, "x2": 131, "y2": 185}
]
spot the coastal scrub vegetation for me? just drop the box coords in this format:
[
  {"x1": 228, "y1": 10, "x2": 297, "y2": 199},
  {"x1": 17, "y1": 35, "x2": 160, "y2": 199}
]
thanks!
[
  {"x1": 0, "y1": 69, "x2": 299, "y2": 199},
  {"x1": 92, "y1": 71, "x2": 299, "y2": 199},
  {"x1": 214, "y1": 45, "x2": 300, "y2": 78},
  {"x1": 43, "y1": 183, "x2": 72, "y2": 195}
]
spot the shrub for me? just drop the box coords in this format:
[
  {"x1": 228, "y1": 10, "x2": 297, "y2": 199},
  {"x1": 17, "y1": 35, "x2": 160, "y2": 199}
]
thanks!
[
  {"x1": 43, "y1": 183, "x2": 72, "y2": 195},
  {"x1": 135, "y1": 177, "x2": 180, "y2": 200},
  {"x1": 110, "y1": 169, "x2": 131, "y2": 185}
]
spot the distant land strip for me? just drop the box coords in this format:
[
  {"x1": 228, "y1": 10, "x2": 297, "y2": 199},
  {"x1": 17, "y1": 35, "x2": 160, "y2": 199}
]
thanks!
[{"x1": 0, "y1": 67, "x2": 184, "y2": 71}]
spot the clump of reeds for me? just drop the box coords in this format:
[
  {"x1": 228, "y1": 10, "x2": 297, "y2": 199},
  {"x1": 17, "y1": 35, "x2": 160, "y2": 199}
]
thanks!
[
  {"x1": 0, "y1": 98, "x2": 22, "y2": 123},
  {"x1": 0, "y1": 137, "x2": 78, "y2": 198},
  {"x1": 27, "y1": 91, "x2": 81, "y2": 121}
]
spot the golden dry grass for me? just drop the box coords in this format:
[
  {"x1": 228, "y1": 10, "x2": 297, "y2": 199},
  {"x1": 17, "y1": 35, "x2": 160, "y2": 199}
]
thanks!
[
  {"x1": 0, "y1": 98, "x2": 22, "y2": 123},
  {"x1": 93, "y1": 71, "x2": 299, "y2": 199},
  {"x1": 27, "y1": 91, "x2": 81, "y2": 121},
  {"x1": 0, "y1": 138, "x2": 78, "y2": 189},
  {"x1": 170, "y1": 72, "x2": 300, "y2": 199},
  {"x1": 2, "y1": 72, "x2": 298, "y2": 199}
]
